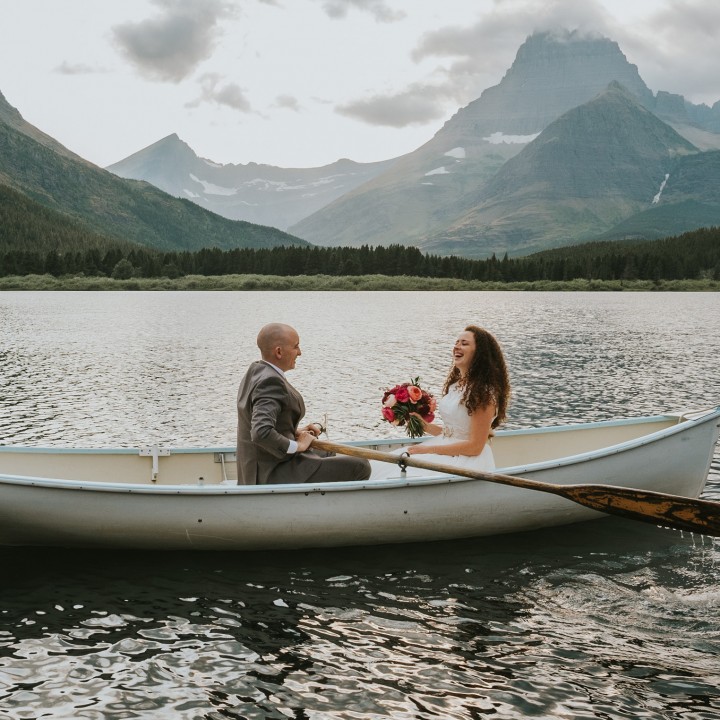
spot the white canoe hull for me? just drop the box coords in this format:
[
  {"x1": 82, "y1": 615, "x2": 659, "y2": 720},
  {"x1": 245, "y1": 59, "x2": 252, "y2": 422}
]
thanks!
[{"x1": 0, "y1": 409, "x2": 718, "y2": 550}]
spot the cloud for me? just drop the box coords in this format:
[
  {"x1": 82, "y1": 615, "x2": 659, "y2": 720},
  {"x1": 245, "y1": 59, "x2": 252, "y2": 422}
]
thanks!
[
  {"x1": 275, "y1": 94, "x2": 301, "y2": 111},
  {"x1": 187, "y1": 73, "x2": 252, "y2": 111},
  {"x1": 411, "y1": 0, "x2": 617, "y2": 97},
  {"x1": 336, "y1": 0, "x2": 717, "y2": 130},
  {"x1": 54, "y1": 61, "x2": 106, "y2": 76},
  {"x1": 409, "y1": 0, "x2": 720, "y2": 108},
  {"x1": 335, "y1": 0, "x2": 620, "y2": 129},
  {"x1": 628, "y1": 0, "x2": 720, "y2": 103},
  {"x1": 112, "y1": 0, "x2": 235, "y2": 82},
  {"x1": 336, "y1": 84, "x2": 451, "y2": 127},
  {"x1": 318, "y1": 0, "x2": 405, "y2": 23}
]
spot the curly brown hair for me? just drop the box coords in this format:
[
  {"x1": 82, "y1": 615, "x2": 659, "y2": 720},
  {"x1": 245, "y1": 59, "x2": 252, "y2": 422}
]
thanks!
[{"x1": 442, "y1": 325, "x2": 510, "y2": 429}]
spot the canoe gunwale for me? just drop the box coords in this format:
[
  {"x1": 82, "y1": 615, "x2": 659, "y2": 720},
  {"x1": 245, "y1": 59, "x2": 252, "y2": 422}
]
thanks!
[
  {"x1": 0, "y1": 412, "x2": 687, "y2": 457},
  {"x1": 501, "y1": 407, "x2": 720, "y2": 476}
]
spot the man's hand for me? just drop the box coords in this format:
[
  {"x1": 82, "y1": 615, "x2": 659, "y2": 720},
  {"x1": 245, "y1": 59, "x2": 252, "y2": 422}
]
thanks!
[
  {"x1": 295, "y1": 429, "x2": 315, "y2": 452},
  {"x1": 300, "y1": 422, "x2": 324, "y2": 438}
]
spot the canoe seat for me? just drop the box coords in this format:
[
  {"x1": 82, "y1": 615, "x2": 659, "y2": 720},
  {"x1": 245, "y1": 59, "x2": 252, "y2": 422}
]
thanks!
[{"x1": 215, "y1": 451, "x2": 238, "y2": 484}]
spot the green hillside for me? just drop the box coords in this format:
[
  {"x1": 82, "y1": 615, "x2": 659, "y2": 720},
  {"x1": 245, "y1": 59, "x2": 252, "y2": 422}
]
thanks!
[
  {"x1": 0, "y1": 183, "x2": 129, "y2": 253},
  {"x1": 0, "y1": 96, "x2": 307, "y2": 252}
]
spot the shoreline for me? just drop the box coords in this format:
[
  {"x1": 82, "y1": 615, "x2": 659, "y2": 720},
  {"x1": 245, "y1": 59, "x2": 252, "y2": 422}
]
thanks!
[{"x1": 0, "y1": 273, "x2": 718, "y2": 292}]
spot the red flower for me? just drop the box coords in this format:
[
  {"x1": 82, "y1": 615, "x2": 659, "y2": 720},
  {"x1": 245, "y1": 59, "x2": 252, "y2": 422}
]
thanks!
[
  {"x1": 382, "y1": 406, "x2": 396, "y2": 422},
  {"x1": 394, "y1": 386, "x2": 410, "y2": 403}
]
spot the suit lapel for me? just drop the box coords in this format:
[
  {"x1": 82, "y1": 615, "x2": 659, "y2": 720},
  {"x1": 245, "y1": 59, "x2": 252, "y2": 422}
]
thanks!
[{"x1": 283, "y1": 377, "x2": 305, "y2": 419}]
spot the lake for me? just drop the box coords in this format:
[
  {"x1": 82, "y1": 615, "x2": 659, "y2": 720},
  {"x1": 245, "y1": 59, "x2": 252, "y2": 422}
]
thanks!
[{"x1": 1, "y1": 290, "x2": 719, "y2": 719}]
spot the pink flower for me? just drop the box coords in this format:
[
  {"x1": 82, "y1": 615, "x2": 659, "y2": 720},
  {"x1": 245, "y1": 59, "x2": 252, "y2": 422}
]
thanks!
[
  {"x1": 407, "y1": 385, "x2": 422, "y2": 403},
  {"x1": 429, "y1": 396, "x2": 437, "y2": 412},
  {"x1": 394, "y1": 386, "x2": 410, "y2": 403},
  {"x1": 423, "y1": 412, "x2": 435, "y2": 424},
  {"x1": 382, "y1": 407, "x2": 396, "y2": 423},
  {"x1": 383, "y1": 393, "x2": 397, "y2": 408}
]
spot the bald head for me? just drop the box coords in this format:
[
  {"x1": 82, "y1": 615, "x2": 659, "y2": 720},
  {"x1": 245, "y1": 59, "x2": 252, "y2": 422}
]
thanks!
[{"x1": 257, "y1": 323, "x2": 301, "y2": 371}]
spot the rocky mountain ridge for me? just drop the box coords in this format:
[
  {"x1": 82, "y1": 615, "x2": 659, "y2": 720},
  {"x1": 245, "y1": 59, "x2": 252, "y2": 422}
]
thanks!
[{"x1": 107, "y1": 134, "x2": 397, "y2": 232}]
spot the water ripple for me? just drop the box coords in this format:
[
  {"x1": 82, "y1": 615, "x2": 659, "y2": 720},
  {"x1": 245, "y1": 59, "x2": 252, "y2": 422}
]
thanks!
[{"x1": 1, "y1": 291, "x2": 720, "y2": 719}]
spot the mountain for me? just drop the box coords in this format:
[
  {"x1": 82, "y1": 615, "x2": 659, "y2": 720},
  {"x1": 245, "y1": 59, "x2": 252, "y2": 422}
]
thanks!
[
  {"x1": 290, "y1": 31, "x2": 720, "y2": 256},
  {"x1": 420, "y1": 83, "x2": 699, "y2": 257},
  {"x1": 107, "y1": 134, "x2": 397, "y2": 231},
  {"x1": 0, "y1": 90, "x2": 306, "y2": 252},
  {"x1": 289, "y1": 30, "x2": 671, "y2": 249}
]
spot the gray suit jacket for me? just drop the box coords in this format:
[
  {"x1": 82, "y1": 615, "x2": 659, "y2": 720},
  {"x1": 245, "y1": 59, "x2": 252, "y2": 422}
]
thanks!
[{"x1": 236, "y1": 361, "x2": 323, "y2": 484}]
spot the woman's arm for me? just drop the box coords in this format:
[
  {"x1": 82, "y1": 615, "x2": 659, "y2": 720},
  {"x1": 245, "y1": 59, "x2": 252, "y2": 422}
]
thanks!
[
  {"x1": 409, "y1": 412, "x2": 443, "y2": 437},
  {"x1": 407, "y1": 403, "x2": 495, "y2": 457}
]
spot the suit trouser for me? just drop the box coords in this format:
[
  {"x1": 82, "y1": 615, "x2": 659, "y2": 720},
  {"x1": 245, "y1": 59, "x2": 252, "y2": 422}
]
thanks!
[
  {"x1": 266, "y1": 451, "x2": 371, "y2": 484},
  {"x1": 306, "y1": 453, "x2": 371, "y2": 483}
]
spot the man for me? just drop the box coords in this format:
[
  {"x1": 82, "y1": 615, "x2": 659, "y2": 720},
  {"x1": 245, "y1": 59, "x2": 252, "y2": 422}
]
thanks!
[{"x1": 236, "y1": 323, "x2": 371, "y2": 485}]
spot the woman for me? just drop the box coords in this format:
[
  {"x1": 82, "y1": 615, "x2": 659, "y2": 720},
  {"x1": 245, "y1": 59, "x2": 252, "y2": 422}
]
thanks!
[{"x1": 370, "y1": 325, "x2": 510, "y2": 479}]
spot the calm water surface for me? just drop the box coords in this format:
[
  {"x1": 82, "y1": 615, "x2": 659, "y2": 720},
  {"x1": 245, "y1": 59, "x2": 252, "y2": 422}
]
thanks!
[{"x1": 1, "y1": 291, "x2": 719, "y2": 719}]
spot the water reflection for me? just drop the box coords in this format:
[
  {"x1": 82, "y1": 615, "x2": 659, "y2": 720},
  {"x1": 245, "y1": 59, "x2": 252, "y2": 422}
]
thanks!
[{"x1": 2, "y1": 519, "x2": 719, "y2": 719}]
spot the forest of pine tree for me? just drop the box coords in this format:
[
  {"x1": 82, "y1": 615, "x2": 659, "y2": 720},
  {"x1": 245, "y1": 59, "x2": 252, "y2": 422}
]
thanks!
[{"x1": 1, "y1": 178, "x2": 718, "y2": 286}]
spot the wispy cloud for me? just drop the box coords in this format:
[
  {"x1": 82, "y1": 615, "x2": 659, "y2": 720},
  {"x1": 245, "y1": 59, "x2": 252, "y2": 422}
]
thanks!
[
  {"x1": 112, "y1": 0, "x2": 235, "y2": 82},
  {"x1": 187, "y1": 73, "x2": 252, "y2": 111},
  {"x1": 275, "y1": 94, "x2": 301, "y2": 111},
  {"x1": 318, "y1": 0, "x2": 405, "y2": 23},
  {"x1": 336, "y1": 83, "x2": 451, "y2": 127},
  {"x1": 54, "y1": 61, "x2": 107, "y2": 76}
]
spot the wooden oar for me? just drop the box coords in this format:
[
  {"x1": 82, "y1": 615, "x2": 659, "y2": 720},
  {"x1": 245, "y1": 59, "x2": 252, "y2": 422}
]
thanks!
[{"x1": 312, "y1": 438, "x2": 720, "y2": 537}]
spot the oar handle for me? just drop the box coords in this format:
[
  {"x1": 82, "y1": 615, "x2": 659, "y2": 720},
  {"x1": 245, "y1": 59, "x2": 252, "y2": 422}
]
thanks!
[{"x1": 313, "y1": 438, "x2": 560, "y2": 491}]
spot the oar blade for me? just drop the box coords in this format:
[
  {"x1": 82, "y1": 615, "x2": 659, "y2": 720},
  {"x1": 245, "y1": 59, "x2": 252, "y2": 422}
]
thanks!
[{"x1": 564, "y1": 485, "x2": 720, "y2": 537}]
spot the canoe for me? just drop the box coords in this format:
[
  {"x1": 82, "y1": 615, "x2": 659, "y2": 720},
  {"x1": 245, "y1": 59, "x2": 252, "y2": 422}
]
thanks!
[{"x1": 0, "y1": 408, "x2": 718, "y2": 550}]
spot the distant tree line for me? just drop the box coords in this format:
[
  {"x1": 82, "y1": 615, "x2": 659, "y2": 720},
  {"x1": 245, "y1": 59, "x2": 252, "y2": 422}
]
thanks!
[{"x1": 1, "y1": 227, "x2": 719, "y2": 282}]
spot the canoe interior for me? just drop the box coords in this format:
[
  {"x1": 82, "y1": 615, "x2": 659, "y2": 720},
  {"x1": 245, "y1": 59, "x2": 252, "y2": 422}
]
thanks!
[{"x1": 0, "y1": 414, "x2": 685, "y2": 487}]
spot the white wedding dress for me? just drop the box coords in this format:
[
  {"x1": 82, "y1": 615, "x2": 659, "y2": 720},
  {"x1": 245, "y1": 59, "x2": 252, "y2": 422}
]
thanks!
[{"x1": 369, "y1": 384, "x2": 496, "y2": 480}]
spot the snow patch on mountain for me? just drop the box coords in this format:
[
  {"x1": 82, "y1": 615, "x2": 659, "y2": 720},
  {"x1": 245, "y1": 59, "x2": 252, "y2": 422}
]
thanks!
[
  {"x1": 652, "y1": 173, "x2": 670, "y2": 204},
  {"x1": 189, "y1": 174, "x2": 238, "y2": 196},
  {"x1": 483, "y1": 132, "x2": 540, "y2": 145},
  {"x1": 425, "y1": 167, "x2": 450, "y2": 176},
  {"x1": 186, "y1": 173, "x2": 355, "y2": 195},
  {"x1": 444, "y1": 147, "x2": 466, "y2": 159}
]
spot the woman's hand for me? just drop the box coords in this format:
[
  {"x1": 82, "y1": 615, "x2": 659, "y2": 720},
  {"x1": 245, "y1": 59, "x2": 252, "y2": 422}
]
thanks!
[{"x1": 409, "y1": 412, "x2": 442, "y2": 437}]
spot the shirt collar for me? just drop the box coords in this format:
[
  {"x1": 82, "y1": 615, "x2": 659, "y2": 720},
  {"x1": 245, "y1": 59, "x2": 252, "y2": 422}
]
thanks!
[{"x1": 262, "y1": 360, "x2": 286, "y2": 378}]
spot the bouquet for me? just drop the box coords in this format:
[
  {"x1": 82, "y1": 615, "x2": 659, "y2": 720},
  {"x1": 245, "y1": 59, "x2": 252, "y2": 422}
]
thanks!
[{"x1": 381, "y1": 377, "x2": 436, "y2": 438}]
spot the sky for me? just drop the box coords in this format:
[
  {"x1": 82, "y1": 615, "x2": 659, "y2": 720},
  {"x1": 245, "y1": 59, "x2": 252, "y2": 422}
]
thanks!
[{"x1": 1, "y1": 0, "x2": 719, "y2": 170}]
